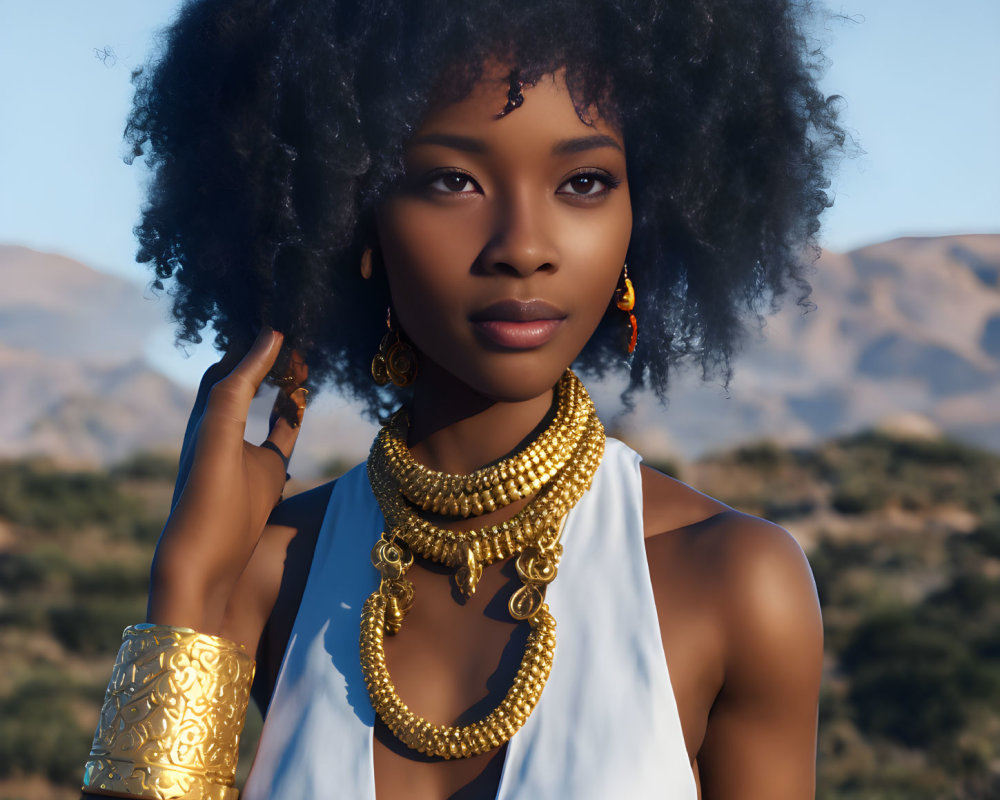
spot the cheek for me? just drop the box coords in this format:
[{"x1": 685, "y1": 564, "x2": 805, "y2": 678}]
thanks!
[
  {"x1": 375, "y1": 200, "x2": 478, "y2": 341},
  {"x1": 558, "y1": 201, "x2": 633, "y2": 318}
]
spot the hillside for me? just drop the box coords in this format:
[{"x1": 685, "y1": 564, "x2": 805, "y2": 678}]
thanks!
[{"x1": 2, "y1": 433, "x2": 999, "y2": 798}]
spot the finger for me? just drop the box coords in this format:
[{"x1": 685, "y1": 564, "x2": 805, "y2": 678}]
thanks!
[
  {"x1": 205, "y1": 328, "x2": 284, "y2": 425},
  {"x1": 173, "y1": 349, "x2": 247, "y2": 510},
  {"x1": 269, "y1": 382, "x2": 309, "y2": 430},
  {"x1": 194, "y1": 347, "x2": 244, "y2": 416},
  {"x1": 259, "y1": 440, "x2": 290, "y2": 472},
  {"x1": 266, "y1": 387, "x2": 308, "y2": 463}
]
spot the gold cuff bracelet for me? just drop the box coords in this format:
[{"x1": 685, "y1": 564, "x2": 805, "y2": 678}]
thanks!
[{"x1": 82, "y1": 623, "x2": 255, "y2": 800}]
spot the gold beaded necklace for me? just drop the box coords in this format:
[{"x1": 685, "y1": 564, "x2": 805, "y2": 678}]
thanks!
[
  {"x1": 375, "y1": 371, "x2": 592, "y2": 517},
  {"x1": 361, "y1": 370, "x2": 605, "y2": 758}
]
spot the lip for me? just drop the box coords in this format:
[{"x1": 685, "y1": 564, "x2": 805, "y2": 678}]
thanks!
[
  {"x1": 469, "y1": 299, "x2": 567, "y2": 350},
  {"x1": 469, "y1": 299, "x2": 567, "y2": 323}
]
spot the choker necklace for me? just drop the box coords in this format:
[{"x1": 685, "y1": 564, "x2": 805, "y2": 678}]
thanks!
[
  {"x1": 361, "y1": 369, "x2": 605, "y2": 759},
  {"x1": 375, "y1": 371, "x2": 592, "y2": 517}
]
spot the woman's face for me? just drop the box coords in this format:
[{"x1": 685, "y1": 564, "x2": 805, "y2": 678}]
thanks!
[{"x1": 377, "y1": 67, "x2": 632, "y2": 403}]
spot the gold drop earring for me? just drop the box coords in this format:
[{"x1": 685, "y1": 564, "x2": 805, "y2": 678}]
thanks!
[
  {"x1": 362, "y1": 246, "x2": 418, "y2": 387},
  {"x1": 615, "y1": 264, "x2": 637, "y2": 354},
  {"x1": 371, "y1": 308, "x2": 418, "y2": 387}
]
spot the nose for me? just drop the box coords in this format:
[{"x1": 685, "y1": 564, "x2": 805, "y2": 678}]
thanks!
[{"x1": 477, "y1": 190, "x2": 558, "y2": 277}]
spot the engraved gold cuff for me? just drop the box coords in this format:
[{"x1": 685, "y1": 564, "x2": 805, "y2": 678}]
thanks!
[{"x1": 82, "y1": 623, "x2": 255, "y2": 799}]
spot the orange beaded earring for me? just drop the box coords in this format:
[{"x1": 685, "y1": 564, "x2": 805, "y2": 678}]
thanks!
[{"x1": 615, "y1": 264, "x2": 637, "y2": 354}]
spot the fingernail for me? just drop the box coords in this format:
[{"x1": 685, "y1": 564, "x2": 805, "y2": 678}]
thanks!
[
  {"x1": 290, "y1": 387, "x2": 309, "y2": 426},
  {"x1": 260, "y1": 326, "x2": 284, "y2": 345}
]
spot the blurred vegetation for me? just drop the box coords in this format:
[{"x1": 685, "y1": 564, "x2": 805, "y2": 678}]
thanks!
[
  {"x1": 2, "y1": 433, "x2": 1000, "y2": 797},
  {"x1": 697, "y1": 431, "x2": 1000, "y2": 799}
]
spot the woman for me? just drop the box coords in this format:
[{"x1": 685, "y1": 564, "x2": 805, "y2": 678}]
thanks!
[{"x1": 82, "y1": 0, "x2": 844, "y2": 797}]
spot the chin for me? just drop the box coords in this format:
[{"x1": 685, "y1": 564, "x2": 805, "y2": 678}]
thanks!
[{"x1": 440, "y1": 351, "x2": 575, "y2": 404}]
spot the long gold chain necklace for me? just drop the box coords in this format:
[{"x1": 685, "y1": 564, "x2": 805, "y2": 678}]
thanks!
[{"x1": 360, "y1": 369, "x2": 605, "y2": 759}]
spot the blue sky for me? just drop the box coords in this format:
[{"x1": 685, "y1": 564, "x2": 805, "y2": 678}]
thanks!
[{"x1": 1, "y1": 1, "x2": 998, "y2": 384}]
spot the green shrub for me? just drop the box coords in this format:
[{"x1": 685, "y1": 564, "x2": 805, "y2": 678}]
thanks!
[
  {"x1": 70, "y1": 561, "x2": 149, "y2": 598},
  {"x1": 969, "y1": 512, "x2": 1000, "y2": 558},
  {"x1": 0, "y1": 599, "x2": 48, "y2": 630},
  {"x1": 47, "y1": 598, "x2": 146, "y2": 655},
  {"x1": 111, "y1": 451, "x2": 178, "y2": 482},
  {"x1": 0, "y1": 546, "x2": 75, "y2": 593},
  {"x1": 130, "y1": 516, "x2": 166, "y2": 544},
  {"x1": 0, "y1": 672, "x2": 94, "y2": 783},
  {"x1": 841, "y1": 612, "x2": 971, "y2": 748},
  {"x1": 0, "y1": 551, "x2": 50, "y2": 592},
  {"x1": 809, "y1": 539, "x2": 874, "y2": 606},
  {"x1": 732, "y1": 441, "x2": 787, "y2": 470},
  {"x1": 819, "y1": 432, "x2": 1000, "y2": 516},
  {"x1": 0, "y1": 461, "x2": 140, "y2": 532},
  {"x1": 831, "y1": 483, "x2": 889, "y2": 515}
]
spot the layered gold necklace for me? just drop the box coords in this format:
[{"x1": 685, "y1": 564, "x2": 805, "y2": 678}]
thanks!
[{"x1": 361, "y1": 370, "x2": 605, "y2": 759}]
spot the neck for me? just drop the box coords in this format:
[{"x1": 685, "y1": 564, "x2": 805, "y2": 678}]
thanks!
[{"x1": 406, "y1": 361, "x2": 557, "y2": 475}]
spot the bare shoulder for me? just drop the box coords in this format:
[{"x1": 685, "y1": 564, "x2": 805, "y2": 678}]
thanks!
[
  {"x1": 640, "y1": 464, "x2": 823, "y2": 794},
  {"x1": 639, "y1": 462, "x2": 818, "y2": 627},
  {"x1": 639, "y1": 463, "x2": 728, "y2": 539}
]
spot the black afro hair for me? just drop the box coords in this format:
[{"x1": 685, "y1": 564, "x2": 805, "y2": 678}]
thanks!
[{"x1": 127, "y1": 0, "x2": 845, "y2": 416}]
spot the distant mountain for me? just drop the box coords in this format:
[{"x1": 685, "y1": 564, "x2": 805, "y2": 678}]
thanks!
[
  {"x1": 609, "y1": 234, "x2": 1000, "y2": 459},
  {"x1": 0, "y1": 246, "x2": 191, "y2": 464},
  {"x1": 0, "y1": 245, "x2": 377, "y2": 471},
  {"x1": 2, "y1": 236, "x2": 999, "y2": 470}
]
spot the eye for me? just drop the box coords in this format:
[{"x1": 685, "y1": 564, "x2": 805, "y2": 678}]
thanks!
[
  {"x1": 426, "y1": 171, "x2": 480, "y2": 195},
  {"x1": 557, "y1": 171, "x2": 620, "y2": 198}
]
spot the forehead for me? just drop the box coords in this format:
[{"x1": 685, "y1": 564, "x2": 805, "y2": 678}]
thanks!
[{"x1": 410, "y1": 68, "x2": 623, "y2": 150}]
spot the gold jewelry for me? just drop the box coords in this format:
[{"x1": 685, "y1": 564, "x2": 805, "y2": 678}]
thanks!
[
  {"x1": 360, "y1": 594, "x2": 556, "y2": 759},
  {"x1": 615, "y1": 264, "x2": 637, "y2": 354},
  {"x1": 271, "y1": 385, "x2": 309, "y2": 430},
  {"x1": 268, "y1": 350, "x2": 307, "y2": 388},
  {"x1": 371, "y1": 308, "x2": 418, "y2": 387},
  {"x1": 368, "y1": 412, "x2": 604, "y2": 595},
  {"x1": 82, "y1": 624, "x2": 255, "y2": 800},
  {"x1": 371, "y1": 370, "x2": 592, "y2": 517},
  {"x1": 361, "y1": 369, "x2": 605, "y2": 759}
]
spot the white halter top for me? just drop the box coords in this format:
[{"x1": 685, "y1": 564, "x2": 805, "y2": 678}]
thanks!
[{"x1": 243, "y1": 438, "x2": 697, "y2": 799}]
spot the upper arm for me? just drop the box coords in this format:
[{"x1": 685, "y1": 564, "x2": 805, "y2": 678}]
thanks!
[
  {"x1": 219, "y1": 481, "x2": 333, "y2": 657},
  {"x1": 697, "y1": 517, "x2": 823, "y2": 799}
]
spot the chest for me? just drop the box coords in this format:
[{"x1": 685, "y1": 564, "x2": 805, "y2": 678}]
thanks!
[
  {"x1": 261, "y1": 547, "x2": 716, "y2": 800},
  {"x1": 251, "y1": 454, "x2": 708, "y2": 800},
  {"x1": 370, "y1": 558, "x2": 529, "y2": 799}
]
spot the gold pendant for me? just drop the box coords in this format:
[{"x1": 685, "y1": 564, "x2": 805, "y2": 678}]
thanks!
[
  {"x1": 371, "y1": 534, "x2": 415, "y2": 633},
  {"x1": 509, "y1": 582, "x2": 546, "y2": 621},
  {"x1": 455, "y1": 542, "x2": 483, "y2": 596}
]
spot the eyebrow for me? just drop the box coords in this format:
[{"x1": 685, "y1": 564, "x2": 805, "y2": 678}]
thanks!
[
  {"x1": 409, "y1": 132, "x2": 624, "y2": 156},
  {"x1": 551, "y1": 135, "x2": 623, "y2": 155}
]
